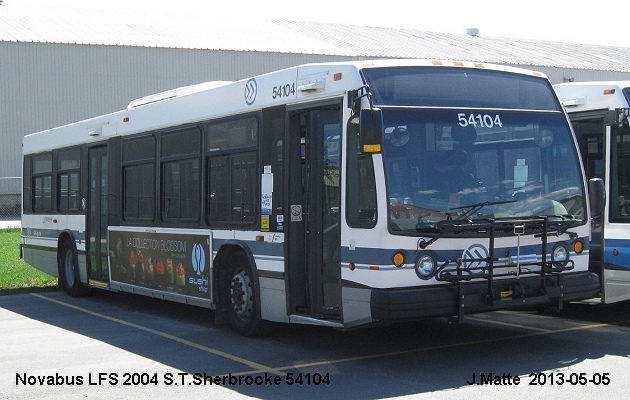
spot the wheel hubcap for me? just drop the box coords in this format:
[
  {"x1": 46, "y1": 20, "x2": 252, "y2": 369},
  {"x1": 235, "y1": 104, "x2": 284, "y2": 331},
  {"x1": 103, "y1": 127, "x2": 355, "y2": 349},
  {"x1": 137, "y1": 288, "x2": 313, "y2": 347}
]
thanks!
[
  {"x1": 229, "y1": 269, "x2": 253, "y2": 320},
  {"x1": 64, "y1": 250, "x2": 75, "y2": 287}
]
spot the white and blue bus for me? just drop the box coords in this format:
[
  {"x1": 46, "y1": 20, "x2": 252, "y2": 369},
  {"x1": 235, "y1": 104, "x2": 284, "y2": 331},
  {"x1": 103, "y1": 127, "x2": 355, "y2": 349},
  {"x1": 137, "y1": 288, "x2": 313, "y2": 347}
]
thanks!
[
  {"x1": 555, "y1": 81, "x2": 630, "y2": 303},
  {"x1": 21, "y1": 60, "x2": 604, "y2": 336}
]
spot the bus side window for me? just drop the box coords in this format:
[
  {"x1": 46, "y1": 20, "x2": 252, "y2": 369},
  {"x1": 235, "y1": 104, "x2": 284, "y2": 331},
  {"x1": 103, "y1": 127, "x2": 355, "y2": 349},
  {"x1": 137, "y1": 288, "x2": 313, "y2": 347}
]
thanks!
[
  {"x1": 57, "y1": 148, "x2": 81, "y2": 212},
  {"x1": 610, "y1": 129, "x2": 630, "y2": 222},
  {"x1": 32, "y1": 153, "x2": 53, "y2": 212},
  {"x1": 122, "y1": 135, "x2": 156, "y2": 222},
  {"x1": 160, "y1": 128, "x2": 201, "y2": 222},
  {"x1": 206, "y1": 115, "x2": 259, "y2": 226},
  {"x1": 23, "y1": 156, "x2": 32, "y2": 212}
]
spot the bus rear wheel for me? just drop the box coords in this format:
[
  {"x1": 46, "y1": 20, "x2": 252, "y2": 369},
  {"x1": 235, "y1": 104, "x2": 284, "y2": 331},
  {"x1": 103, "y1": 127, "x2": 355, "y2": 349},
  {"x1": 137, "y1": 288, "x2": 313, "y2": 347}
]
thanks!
[
  {"x1": 223, "y1": 252, "x2": 272, "y2": 337},
  {"x1": 59, "y1": 240, "x2": 89, "y2": 297}
]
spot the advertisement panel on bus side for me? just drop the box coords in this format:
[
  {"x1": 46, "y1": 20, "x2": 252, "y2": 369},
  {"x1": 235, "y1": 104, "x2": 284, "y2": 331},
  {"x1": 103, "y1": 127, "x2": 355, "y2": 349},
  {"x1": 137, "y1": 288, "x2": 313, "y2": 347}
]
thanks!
[{"x1": 108, "y1": 227, "x2": 212, "y2": 300}]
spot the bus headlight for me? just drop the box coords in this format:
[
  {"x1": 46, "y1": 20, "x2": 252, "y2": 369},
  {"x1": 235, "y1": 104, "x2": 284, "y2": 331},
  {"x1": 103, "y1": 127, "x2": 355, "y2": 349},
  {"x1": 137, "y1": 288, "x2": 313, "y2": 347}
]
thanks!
[
  {"x1": 552, "y1": 243, "x2": 569, "y2": 267},
  {"x1": 415, "y1": 254, "x2": 436, "y2": 279}
]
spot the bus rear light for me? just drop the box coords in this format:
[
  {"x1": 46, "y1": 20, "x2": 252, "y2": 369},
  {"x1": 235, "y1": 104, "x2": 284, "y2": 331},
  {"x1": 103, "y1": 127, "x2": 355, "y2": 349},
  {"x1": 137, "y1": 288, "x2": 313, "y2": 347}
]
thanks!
[{"x1": 573, "y1": 239, "x2": 584, "y2": 254}]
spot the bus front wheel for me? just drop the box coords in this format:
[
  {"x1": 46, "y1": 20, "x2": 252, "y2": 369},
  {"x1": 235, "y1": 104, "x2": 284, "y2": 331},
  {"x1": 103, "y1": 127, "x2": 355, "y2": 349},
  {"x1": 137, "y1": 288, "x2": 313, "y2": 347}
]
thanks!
[
  {"x1": 59, "y1": 240, "x2": 89, "y2": 297},
  {"x1": 223, "y1": 252, "x2": 272, "y2": 337}
]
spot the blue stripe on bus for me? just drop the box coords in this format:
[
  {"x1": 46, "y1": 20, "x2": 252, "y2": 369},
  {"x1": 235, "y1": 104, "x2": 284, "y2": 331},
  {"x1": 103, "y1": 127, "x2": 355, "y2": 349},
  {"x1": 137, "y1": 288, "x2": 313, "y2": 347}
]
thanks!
[
  {"x1": 21, "y1": 228, "x2": 86, "y2": 242},
  {"x1": 604, "y1": 238, "x2": 630, "y2": 269},
  {"x1": 341, "y1": 245, "x2": 548, "y2": 266},
  {"x1": 604, "y1": 238, "x2": 630, "y2": 247},
  {"x1": 211, "y1": 237, "x2": 284, "y2": 257}
]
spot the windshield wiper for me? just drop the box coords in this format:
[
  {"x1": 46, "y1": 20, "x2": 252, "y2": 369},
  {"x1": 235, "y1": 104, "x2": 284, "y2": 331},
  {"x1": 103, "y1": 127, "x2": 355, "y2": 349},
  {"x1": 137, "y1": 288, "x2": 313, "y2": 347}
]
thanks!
[
  {"x1": 541, "y1": 214, "x2": 579, "y2": 238},
  {"x1": 418, "y1": 199, "x2": 517, "y2": 248},
  {"x1": 449, "y1": 199, "x2": 517, "y2": 220}
]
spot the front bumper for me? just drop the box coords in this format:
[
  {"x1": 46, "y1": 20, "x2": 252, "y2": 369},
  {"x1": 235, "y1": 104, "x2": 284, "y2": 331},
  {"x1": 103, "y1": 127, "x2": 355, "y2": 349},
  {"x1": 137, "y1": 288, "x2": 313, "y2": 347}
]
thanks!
[{"x1": 370, "y1": 272, "x2": 600, "y2": 322}]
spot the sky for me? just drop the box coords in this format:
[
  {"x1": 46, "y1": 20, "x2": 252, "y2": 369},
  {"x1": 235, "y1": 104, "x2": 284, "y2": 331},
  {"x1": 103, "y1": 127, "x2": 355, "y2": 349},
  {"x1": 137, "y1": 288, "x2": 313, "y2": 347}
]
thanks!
[{"x1": 8, "y1": 0, "x2": 630, "y2": 48}]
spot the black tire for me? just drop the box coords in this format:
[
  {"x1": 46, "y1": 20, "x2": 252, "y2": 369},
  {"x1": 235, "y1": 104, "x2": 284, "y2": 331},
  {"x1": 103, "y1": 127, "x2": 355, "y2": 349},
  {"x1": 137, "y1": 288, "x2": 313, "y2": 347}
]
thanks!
[
  {"x1": 223, "y1": 251, "x2": 272, "y2": 337},
  {"x1": 59, "y1": 240, "x2": 90, "y2": 297}
]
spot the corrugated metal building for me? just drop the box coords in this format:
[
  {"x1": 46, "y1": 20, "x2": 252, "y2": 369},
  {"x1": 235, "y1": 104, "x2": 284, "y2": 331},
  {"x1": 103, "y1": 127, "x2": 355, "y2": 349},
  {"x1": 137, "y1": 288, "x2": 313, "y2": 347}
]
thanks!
[{"x1": 2, "y1": 1, "x2": 630, "y2": 216}]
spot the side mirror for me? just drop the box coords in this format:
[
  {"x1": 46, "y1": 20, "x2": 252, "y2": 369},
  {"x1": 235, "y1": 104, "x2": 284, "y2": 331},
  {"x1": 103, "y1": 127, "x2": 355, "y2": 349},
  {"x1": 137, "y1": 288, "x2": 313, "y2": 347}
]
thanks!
[
  {"x1": 588, "y1": 178, "x2": 605, "y2": 218},
  {"x1": 359, "y1": 108, "x2": 383, "y2": 153}
]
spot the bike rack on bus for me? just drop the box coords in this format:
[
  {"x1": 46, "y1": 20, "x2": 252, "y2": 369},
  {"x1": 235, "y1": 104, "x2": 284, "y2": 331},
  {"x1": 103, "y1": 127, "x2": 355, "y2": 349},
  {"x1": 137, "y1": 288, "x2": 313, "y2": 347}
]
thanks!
[{"x1": 431, "y1": 216, "x2": 577, "y2": 321}]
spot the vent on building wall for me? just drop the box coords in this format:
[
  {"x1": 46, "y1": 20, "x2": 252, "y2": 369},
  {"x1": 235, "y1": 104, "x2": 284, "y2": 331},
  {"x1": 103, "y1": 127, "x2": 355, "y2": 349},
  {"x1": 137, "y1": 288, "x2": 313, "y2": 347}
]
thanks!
[{"x1": 466, "y1": 28, "x2": 479, "y2": 37}]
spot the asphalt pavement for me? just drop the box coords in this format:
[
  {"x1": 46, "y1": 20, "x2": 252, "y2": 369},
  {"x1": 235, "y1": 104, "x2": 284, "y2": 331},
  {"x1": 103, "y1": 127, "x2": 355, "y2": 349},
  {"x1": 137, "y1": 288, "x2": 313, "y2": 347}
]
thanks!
[{"x1": 1, "y1": 290, "x2": 630, "y2": 399}]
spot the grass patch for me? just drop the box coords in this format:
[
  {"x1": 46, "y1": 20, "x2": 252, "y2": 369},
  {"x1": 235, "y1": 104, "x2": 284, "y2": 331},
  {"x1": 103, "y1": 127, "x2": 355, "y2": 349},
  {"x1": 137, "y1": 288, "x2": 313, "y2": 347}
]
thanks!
[{"x1": 0, "y1": 228, "x2": 59, "y2": 295}]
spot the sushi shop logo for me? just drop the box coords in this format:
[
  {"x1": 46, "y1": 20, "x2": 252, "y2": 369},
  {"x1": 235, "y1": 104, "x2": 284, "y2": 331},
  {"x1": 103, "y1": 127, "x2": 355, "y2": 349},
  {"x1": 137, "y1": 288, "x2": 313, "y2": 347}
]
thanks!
[
  {"x1": 244, "y1": 78, "x2": 257, "y2": 106},
  {"x1": 462, "y1": 243, "x2": 489, "y2": 273},
  {"x1": 191, "y1": 243, "x2": 205, "y2": 275},
  {"x1": 190, "y1": 243, "x2": 209, "y2": 293}
]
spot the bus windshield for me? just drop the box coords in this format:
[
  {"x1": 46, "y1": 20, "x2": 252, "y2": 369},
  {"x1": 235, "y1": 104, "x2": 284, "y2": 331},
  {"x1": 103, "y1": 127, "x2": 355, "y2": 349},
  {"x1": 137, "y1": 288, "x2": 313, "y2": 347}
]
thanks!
[{"x1": 379, "y1": 108, "x2": 585, "y2": 233}]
